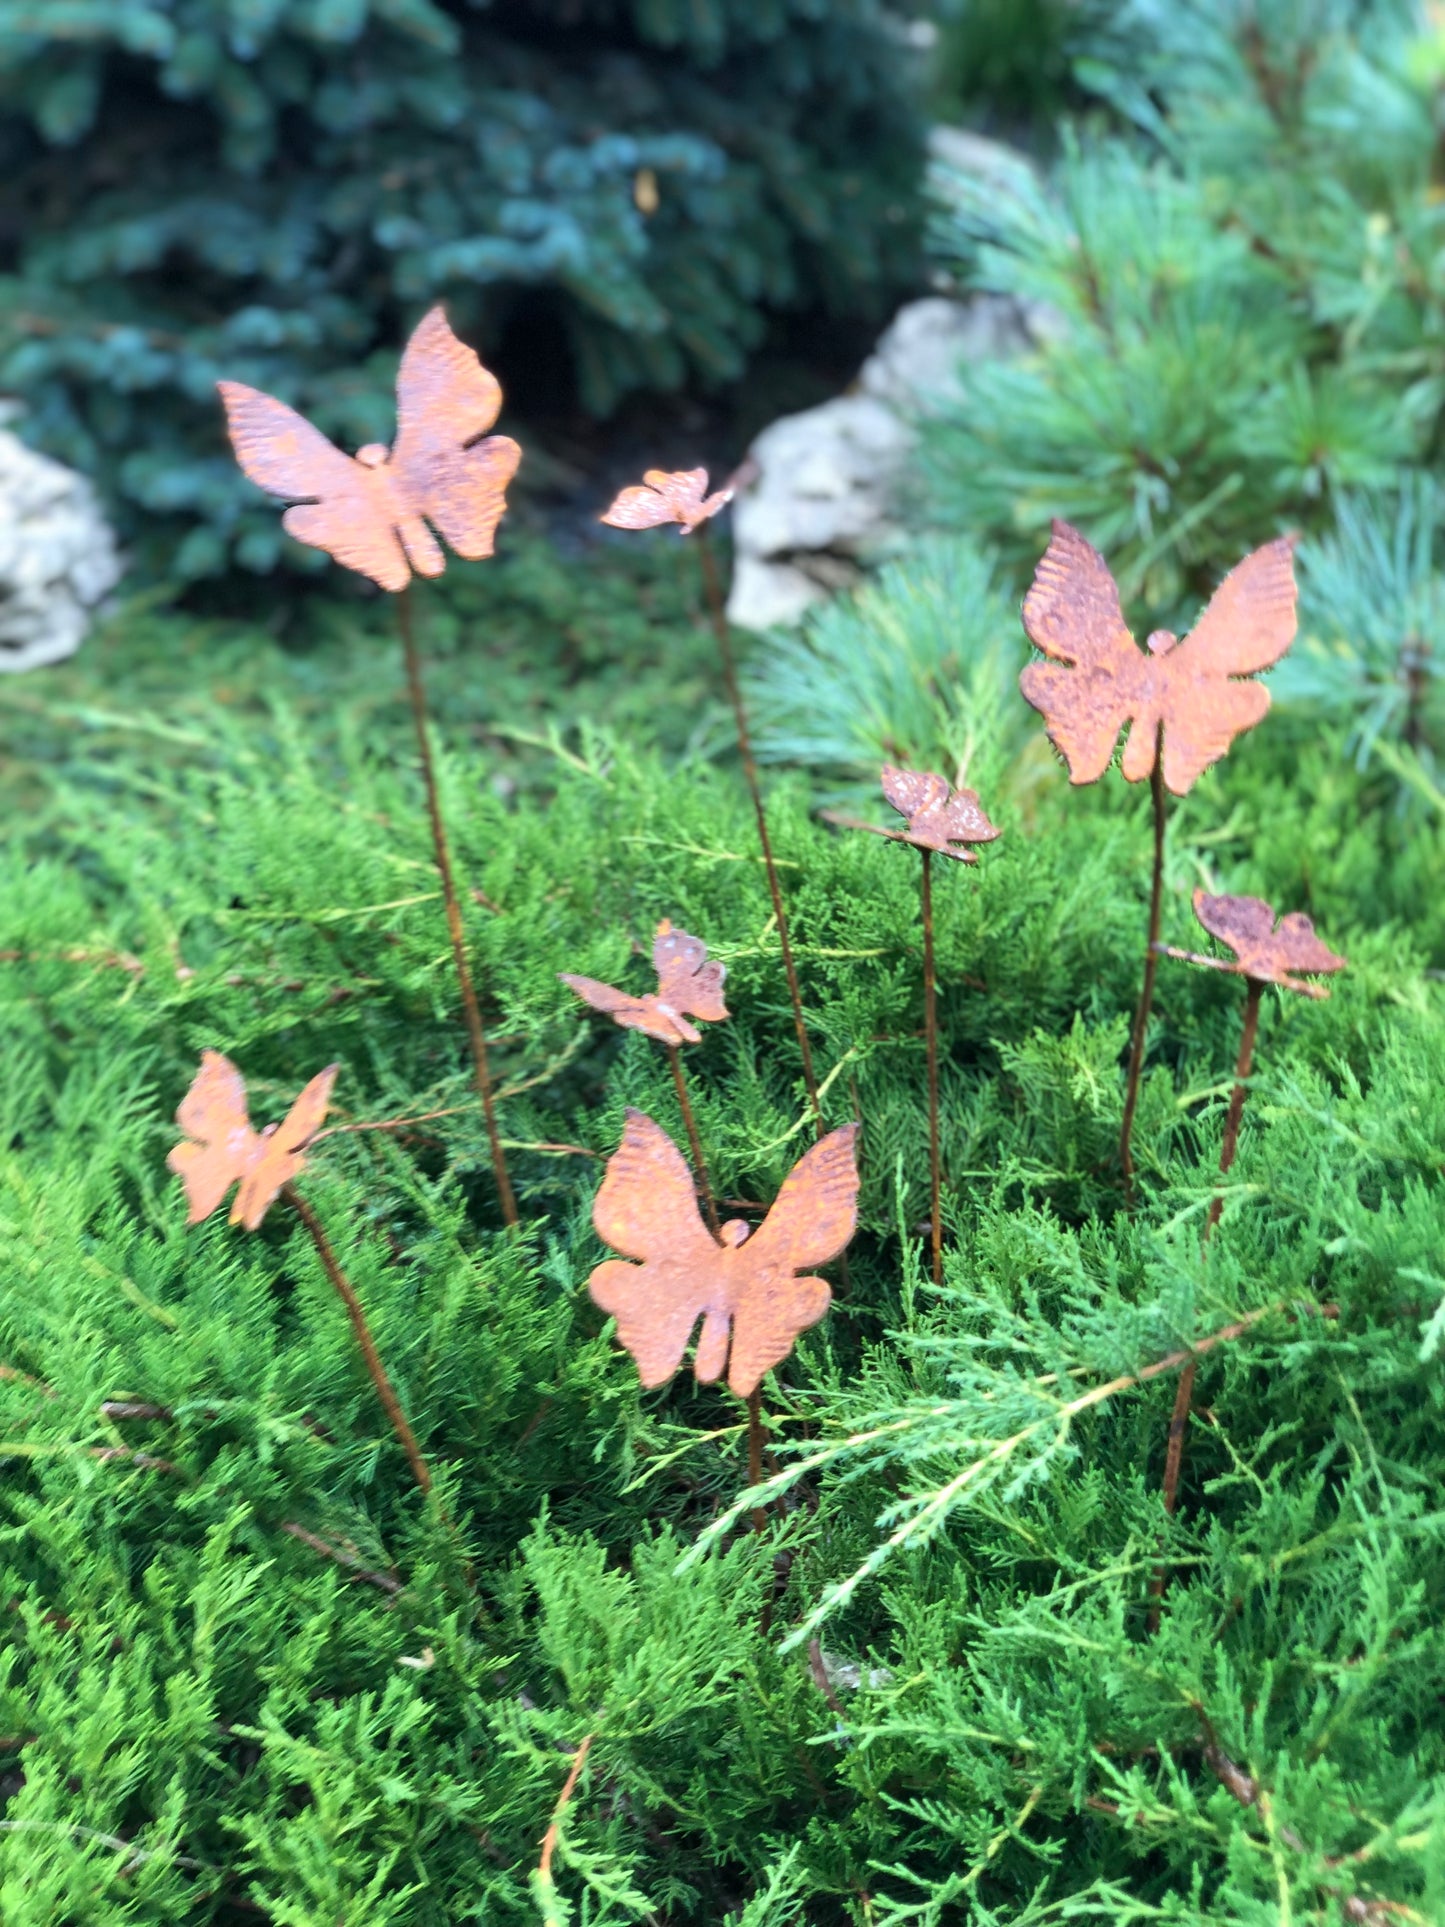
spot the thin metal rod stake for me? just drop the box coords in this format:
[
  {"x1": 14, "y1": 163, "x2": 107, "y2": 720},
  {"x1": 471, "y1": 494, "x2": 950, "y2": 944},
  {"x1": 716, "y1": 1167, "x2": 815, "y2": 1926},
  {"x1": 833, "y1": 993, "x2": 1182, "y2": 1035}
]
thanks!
[
  {"x1": 666, "y1": 1043, "x2": 720, "y2": 1237},
  {"x1": 1150, "y1": 974, "x2": 1265, "y2": 1624},
  {"x1": 745, "y1": 1388, "x2": 767, "y2": 1536},
  {"x1": 1121, "y1": 741, "x2": 1167, "y2": 1207},
  {"x1": 1206, "y1": 976, "x2": 1263, "y2": 1236},
  {"x1": 920, "y1": 846, "x2": 942, "y2": 1287},
  {"x1": 696, "y1": 531, "x2": 823, "y2": 1135},
  {"x1": 397, "y1": 587, "x2": 518, "y2": 1226},
  {"x1": 285, "y1": 1183, "x2": 433, "y2": 1498}
]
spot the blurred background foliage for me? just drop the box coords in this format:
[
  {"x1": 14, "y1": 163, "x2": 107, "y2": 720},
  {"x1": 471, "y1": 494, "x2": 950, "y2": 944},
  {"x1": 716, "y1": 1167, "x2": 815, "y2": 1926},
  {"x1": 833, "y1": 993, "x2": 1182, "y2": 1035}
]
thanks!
[{"x1": 0, "y1": 0, "x2": 924, "y2": 577}]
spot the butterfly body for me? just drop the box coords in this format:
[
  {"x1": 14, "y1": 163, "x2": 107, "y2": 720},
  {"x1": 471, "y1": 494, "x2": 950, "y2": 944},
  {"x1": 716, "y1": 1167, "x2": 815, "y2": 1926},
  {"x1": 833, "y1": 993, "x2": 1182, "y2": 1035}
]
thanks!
[
  {"x1": 562, "y1": 919, "x2": 728, "y2": 1046},
  {"x1": 168, "y1": 1050, "x2": 338, "y2": 1230},
  {"x1": 1021, "y1": 521, "x2": 1297, "y2": 795},
  {"x1": 219, "y1": 307, "x2": 521, "y2": 594},
  {"x1": 589, "y1": 1110, "x2": 858, "y2": 1398}
]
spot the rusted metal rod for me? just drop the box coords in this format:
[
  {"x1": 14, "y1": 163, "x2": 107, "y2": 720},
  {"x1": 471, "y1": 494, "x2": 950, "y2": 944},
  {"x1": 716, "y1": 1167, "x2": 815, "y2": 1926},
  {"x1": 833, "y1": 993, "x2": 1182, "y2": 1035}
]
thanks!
[
  {"x1": 745, "y1": 1388, "x2": 767, "y2": 1535},
  {"x1": 1120, "y1": 741, "x2": 1166, "y2": 1206},
  {"x1": 666, "y1": 1043, "x2": 720, "y2": 1237},
  {"x1": 284, "y1": 1182, "x2": 433, "y2": 1498},
  {"x1": 696, "y1": 531, "x2": 824, "y2": 1134},
  {"x1": 1152, "y1": 972, "x2": 1265, "y2": 1621},
  {"x1": 397, "y1": 587, "x2": 518, "y2": 1227},
  {"x1": 1206, "y1": 976, "x2": 1263, "y2": 1237},
  {"x1": 920, "y1": 846, "x2": 943, "y2": 1288}
]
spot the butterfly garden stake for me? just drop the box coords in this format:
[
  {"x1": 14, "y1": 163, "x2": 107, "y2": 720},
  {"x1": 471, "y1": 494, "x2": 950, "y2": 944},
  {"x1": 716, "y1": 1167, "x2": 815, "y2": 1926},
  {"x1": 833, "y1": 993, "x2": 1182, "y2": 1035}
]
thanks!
[
  {"x1": 1151, "y1": 892, "x2": 1344, "y2": 1562},
  {"x1": 168, "y1": 1051, "x2": 435, "y2": 1497},
  {"x1": 219, "y1": 307, "x2": 522, "y2": 1226},
  {"x1": 1021, "y1": 521, "x2": 1299, "y2": 1205},
  {"x1": 561, "y1": 918, "x2": 729, "y2": 1232},
  {"x1": 844, "y1": 767, "x2": 1000, "y2": 1285},
  {"x1": 589, "y1": 1108, "x2": 859, "y2": 1518},
  {"x1": 600, "y1": 467, "x2": 825, "y2": 1135}
]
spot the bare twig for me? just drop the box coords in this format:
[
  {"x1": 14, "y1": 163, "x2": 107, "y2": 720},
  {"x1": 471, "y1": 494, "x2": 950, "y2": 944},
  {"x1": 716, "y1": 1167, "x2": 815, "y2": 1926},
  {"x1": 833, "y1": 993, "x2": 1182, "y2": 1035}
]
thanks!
[
  {"x1": 537, "y1": 1732, "x2": 595, "y2": 1888},
  {"x1": 281, "y1": 1521, "x2": 401, "y2": 1595}
]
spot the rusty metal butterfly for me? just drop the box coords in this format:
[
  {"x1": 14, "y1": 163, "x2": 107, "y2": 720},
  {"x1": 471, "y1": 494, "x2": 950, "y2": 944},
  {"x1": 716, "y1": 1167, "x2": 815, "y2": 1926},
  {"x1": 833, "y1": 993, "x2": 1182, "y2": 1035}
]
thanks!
[
  {"x1": 1165, "y1": 891, "x2": 1346, "y2": 997},
  {"x1": 877, "y1": 766, "x2": 1001, "y2": 862},
  {"x1": 561, "y1": 919, "x2": 729, "y2": 1046},
  {"x1": 601, "y1": 468, "x2": 733, "y2": 535},
  {"x1": 218, "y1": 307, "x2": 521, "y2": 593},
  {"x1": 589, "y1": 1110, "x2": 859, "y2": 1398},
  {"x1": 168, "y1": 1051, "x2": 338, "y2": 1230},
  {"x1": 1021, "y1": 520, "x2": 1298, "y2": 796}
]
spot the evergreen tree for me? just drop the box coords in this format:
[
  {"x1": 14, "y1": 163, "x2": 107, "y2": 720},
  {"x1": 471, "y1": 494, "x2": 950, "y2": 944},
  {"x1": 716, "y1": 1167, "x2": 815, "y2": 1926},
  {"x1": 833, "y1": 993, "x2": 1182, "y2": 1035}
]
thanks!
[{"x1": 0, "y1": 0, "x2": 923, "y2": 578}]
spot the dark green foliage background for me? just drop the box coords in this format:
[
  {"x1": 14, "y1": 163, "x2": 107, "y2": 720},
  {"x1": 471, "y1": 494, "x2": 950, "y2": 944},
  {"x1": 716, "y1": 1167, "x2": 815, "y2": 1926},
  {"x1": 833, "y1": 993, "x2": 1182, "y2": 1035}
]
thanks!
[{"x1": 0, "y1": 0, "x2": 922, "y2": 578}]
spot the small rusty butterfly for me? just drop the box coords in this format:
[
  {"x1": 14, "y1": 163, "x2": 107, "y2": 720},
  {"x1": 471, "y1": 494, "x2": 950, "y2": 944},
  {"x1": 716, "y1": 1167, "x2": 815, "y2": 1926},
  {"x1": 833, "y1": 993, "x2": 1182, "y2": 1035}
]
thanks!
[
  {"x1": 168, "y1": 1051, "x2": 338, "y2": 1230},
  {"x1": 589, "y1": 1109, "x2": 859, "y2": 1399},
  {"x1": 1021, "y1": 521, "x2": 1298, "y2": 796},
  {"x1": 219, "y1": 307, "x2": 520, "y2": 593},
  {"x1": 1160, "y1": 891, "x2": 1347, "y2": 998},
  {"x1": 601, "y1": 468, "x2": 734, "y2": 536},
  {"x1": 561, "y1": 919, "x2": 729, "y2": 1046}
]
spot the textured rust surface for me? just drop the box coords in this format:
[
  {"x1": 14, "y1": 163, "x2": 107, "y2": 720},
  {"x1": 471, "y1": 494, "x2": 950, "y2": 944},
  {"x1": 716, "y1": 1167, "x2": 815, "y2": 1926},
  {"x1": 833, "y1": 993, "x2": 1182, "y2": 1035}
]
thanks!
[
  {"x1": 219, "y1": 307, "x2": 520, "y2": 593},
  {"x1": 588, "y1": 1109, "x2": 859, "y2": 1398},
  {"x1": 600, "y1": 467, "x2": 733, "y2": 535},
  {"x1": 1021, "y1": 520, "x2": 1298, "y2": 796},
  {"x1": 878, "y1": 765, "x2": 1000, "y2": 862},
  {"x1": 168, "y1": 1051, "x2": 338, "y2": 1230},
  {"x1": 561, "y1": 918, "x2": 729, "y2": 1045},
  {"x1": 1180, "y1": 890, "x2": 1347, "y2": 995}
]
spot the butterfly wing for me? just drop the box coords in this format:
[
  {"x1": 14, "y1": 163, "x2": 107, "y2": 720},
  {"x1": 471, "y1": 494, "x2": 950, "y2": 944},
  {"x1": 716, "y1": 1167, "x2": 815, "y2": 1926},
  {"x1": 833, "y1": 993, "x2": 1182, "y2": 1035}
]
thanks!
[
  {"x1": 1273, "y1": 914, "x2": 1346, "y2": 982},
  {"x1": 390, "y1": 307, "x2": 521, "y2": 562},
  {"x1": 725, "y1": 1123, "x2": 859, "y2": 1397},
  {"x1": 602, "y1": 469, "x2": 710, "y2": 532},
  {"x1": 1020, "y1": 522, "x2": 1144, "y2": 785},
  {"x1": 939, "y1": 785, "x2": 1001, "y2": 858},
  {"x1": 1192, "y1": 891, "x2": 1278, "y2": 971},
  {"x1": 560, "y1": 973, "x2": 690, "y2": 1042},
  {"x1": 168, "y1": 1050, "x2": 260, "y2": 1225},
  {"x1": 218, "y1": 382, "x2": 410, "y2": 592},
  {"x1": 233, "y1": 1063, "x2": 339, "y2": 1231},
  {"x1": 880, "y1": 766, "x2": 949, "y2": 824},
  {"x1": 589, "y1": 1110, "x2": 724, "y2": 1387},
  {"x1": 653, "y1": 921, "x2": 729, "y2": 1026},
  {"x1": 1158, "y1": 537, "x2": 1298, "y2": 793}
]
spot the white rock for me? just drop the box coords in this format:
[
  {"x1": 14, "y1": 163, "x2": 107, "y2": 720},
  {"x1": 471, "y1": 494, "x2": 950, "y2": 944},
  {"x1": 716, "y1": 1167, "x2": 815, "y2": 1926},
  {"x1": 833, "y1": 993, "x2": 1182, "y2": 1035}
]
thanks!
[
  {"x1": 727, "y1": 128, "x2": 1054, "y2": 632},
  {"x1": 0, "y1": 428, "x2": 122, "y2": 672}
]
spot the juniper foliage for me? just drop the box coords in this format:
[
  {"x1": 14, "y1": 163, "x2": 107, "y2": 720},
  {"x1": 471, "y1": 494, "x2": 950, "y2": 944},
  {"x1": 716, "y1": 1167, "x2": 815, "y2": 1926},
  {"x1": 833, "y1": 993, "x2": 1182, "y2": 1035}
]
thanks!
[
  {"x1": 1, "y1": 567, "x2": 1443, "y2": 1920},
  {"x1": 0, "y1": 0, "x2": 922, "y2": 578}
]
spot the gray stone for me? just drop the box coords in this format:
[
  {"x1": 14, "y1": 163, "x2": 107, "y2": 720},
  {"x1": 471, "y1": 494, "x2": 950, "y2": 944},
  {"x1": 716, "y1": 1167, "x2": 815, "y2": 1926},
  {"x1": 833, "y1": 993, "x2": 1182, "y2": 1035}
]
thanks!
[
  {"x1": 726, "y1": 131, "x2": 1055, "y2": 632},
  {"x1": 0, "y1": 427, "x2": 122, "y2": 672}
]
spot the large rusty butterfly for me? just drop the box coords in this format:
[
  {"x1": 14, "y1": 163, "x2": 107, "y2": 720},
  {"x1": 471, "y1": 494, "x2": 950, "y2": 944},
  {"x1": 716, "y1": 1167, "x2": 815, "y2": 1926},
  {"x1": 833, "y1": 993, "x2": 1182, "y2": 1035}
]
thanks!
[
  {"x1": 218, "y1": 307, "x2": 521, "y2": 593},
  {"x1": 561, "y1": 919, "x2": 729, "y2": 1046},
  {"x1": 589, "y1": 1110, "x2": 859, "y2": 1399},
  {"x1": 168, "y1": 1051, "x2": 338, "y2": 1231},
  {"x1": 1021, "y1": 521, "x2": 1298, "y2": 796}
]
